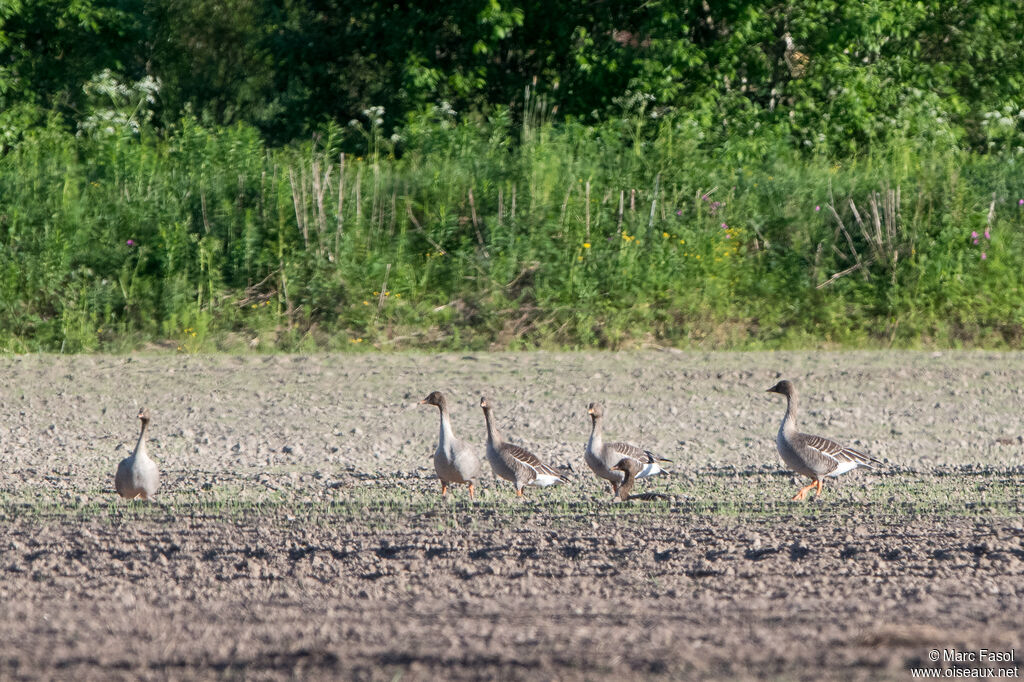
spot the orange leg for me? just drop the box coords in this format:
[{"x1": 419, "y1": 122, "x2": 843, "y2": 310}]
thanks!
[
  {"x1": 441, "y1": 482, "x2": 448, "y2": 497},
  {"x1": 792, "y1": 480, "x2": 818, "y2": 501},
  {"x1": 814, "y1": 480, "x2": 824, "y2": 497},
  {"x1": 468, "y1": 482, "x2": 475, "y2": 499},
  {"x1": 516, "y1": 488, "x2": 524, "y2": 497}
]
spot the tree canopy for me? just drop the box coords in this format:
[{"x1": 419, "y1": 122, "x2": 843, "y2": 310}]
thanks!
[{"x1": 1, "y1": 1, "x2": 1022, "y2": 152}]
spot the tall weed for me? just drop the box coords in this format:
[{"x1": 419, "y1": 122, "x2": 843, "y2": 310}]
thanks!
[{"x1": 0, "y1": 112, "x2": 1021, "y2": 352}]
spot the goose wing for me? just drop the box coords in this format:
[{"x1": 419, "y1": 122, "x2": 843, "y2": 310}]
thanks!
[
  {"x1": 115, "y1": 460, "x2": 128, "y2": 496},
  {"x1": 115, "y1": 457, "x2": 133, "y2": 496},
  {"x1": 501, "y1": 442, "x2": 568, "y2": 482},
  {"x1": 795, "y1": 433, "x2": 880, "y2": 475},
  {"x1": 450, "y1": 437, "x2": 482, "y2": 479},
  {"x1": 606, "y1": 442, "x2": 672, "y2": 465}
]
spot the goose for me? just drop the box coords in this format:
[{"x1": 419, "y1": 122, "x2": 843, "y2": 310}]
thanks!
[
  {"x1": 419, "y1": 391, "x2": 482, "y2": 499},
  {"x1": 611, "y1": 457, "x2": 642, "y2": 501},
  {"x1": 611, "y1": 458, "x2": 672, "y2": 502},
  {"x1": 115, "y1": 408, "x2": 159, "y2": 500},
  {"x1": 479, "y1": 396, "x2": 567, "y2": 496},
  {"x1": 585, "y1": 402, "x2": 670, "y2": 496},
  {"x1": 767, "y1": 380, "x2": 881, "y2": 500}
]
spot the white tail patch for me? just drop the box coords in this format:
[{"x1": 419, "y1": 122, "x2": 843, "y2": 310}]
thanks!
[
  {"x1": 827, "y1": 461, "x2": 861, "y2": 477},
  {"x1": 638, "y1": 462, "x2": 665, "y2": 478},
  {"x1": 530, "y1": 474, "x2": 564, "y2": 487}
]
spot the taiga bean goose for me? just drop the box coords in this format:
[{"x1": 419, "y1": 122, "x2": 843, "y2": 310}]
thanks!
[
  {"x1": 611, "y1": 457, "x2": 642, "y2": 501},
  {"x1": 767, "y1": 380, "x2": 880, "y2": 500},
  {"x1": 419, "y1": 391, "x2": 482, "y2": 499},
  {"x1": 611, "y1": 458, "x2": 672, "y2": 502},
  {"x1": 585, "y1": 402, "x2": 670, "y2": 497},
  {"x1": 115, "y1": 408, "x2": 159, "y2": 500},
  {"x1": 480, "y1": 396, "x2": 567, "y2": 496}
]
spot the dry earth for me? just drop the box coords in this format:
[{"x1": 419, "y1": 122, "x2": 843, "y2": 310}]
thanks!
[{"x1": 0, "y1": 351, "x2": 1022, "y2": 680}]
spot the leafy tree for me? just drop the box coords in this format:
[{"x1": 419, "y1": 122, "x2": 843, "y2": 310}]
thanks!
[
  {"x1": 141, "y1": 0, "x2": 281, "y2": 131},
  {"x1": 0, "y1": 0, "x2": 141, "y2": 117}
]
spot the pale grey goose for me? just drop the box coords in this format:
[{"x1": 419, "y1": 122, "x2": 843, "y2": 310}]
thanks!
[
  {"x1": 115, "y1": 408, "x2": 159, "y2": 500},
  {"x1": 480, "y1": 396, "x2": 567, "y2": 496},
  {"x1": 767, "y1": 380, "x2": 880, "y2": 500},
  {"x1": 419, "y1": 391, "x2": 482, "y2": 498},
  {"x1": 585, "y1": 402, "x2": 670, "y2": 497}
]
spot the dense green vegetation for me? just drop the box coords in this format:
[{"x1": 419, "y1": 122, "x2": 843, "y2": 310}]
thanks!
[{"x1": 1, "y1": 1, "x2": 1023, "y2": 351}]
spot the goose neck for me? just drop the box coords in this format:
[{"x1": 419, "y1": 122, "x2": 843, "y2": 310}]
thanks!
[
  {"x1": 135, "y1": 419, "x2": 150, "y2": 457},
  {"x1": 482, "y1": 407, "x2": 501, "y2": 446},
  {"x1": 438, "y1": 406, "x2": 456, "y2": 446},
  {"x1": 781, "y1": 393, "x2": 798, "y2": 434},
  {"x1": 587, "y1": 416, "x2": 603, "y2": 452}
]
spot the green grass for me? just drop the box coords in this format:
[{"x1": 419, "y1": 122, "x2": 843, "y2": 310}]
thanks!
[
  {"x1": 2, "y1": 467, "x2": 1019, "y2": 524},
  {"x1": 1, "y1": 113, "x2": 1023, "y2": 352}
]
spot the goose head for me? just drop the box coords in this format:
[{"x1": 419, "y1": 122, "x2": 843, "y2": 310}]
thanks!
[
  {"x1": 419, "y1": 391, "x2": 448, "y2": 410},
  {"x1": 587, "y1": 402, "x2": 604, "y2": 420},
  {"x1": 766, "y1": 380, "x2": 795, "y2": 397},
  {"x1": 611, "y1": 457, "x2": 642, "y2": 500}
]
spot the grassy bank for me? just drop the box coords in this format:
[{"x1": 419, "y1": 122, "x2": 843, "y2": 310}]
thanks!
[{"x1": 2, "y1": 112, "x2": 1023, "y2": 352}]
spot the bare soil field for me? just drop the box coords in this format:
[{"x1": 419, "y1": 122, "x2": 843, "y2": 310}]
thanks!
[{"x1": 1, "y1": 351, "x2": 1022, "y2": 680}]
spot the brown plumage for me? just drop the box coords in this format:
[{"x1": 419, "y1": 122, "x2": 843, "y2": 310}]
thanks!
[
  {"x1": 767, "y1": 380, "x2": 881, "y2": 500},
  {"x1": 480, "y1": 396, "x2": 568, "y2": 496},
  {"x1": 610, "y1": 458, "x2": 670, "y2": 502},
  {"x1": 585, "y1": 402, "x2": 670, "y2": 497},
  {"x1": 611, "y1": 457, "x2": 642, "y2": 501}
]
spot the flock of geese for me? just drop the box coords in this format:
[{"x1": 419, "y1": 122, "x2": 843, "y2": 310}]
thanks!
[{"x1": 113, "y1": 379, "x2": 882, "y2": 504}]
